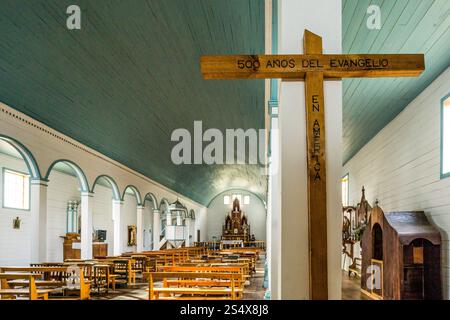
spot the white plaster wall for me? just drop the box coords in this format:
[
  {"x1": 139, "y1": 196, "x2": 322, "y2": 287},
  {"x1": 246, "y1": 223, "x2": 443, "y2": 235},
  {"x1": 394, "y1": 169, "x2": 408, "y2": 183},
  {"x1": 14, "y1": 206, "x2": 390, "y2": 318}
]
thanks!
[
  {"x1": 207, "y1": 191, "x2": 266, "y2": 242},
  {"x1": 143, "y1": 205, "x2": 153, "y2": 251},
  {"x1": 0, "y1": 153, "x2": 32, "y2": 265},
  {"x1": 343, "y1": 67, "x2": 450, "y2": 298},
  {"x1": 92, "y1": 188, "x2": 114, "y2": 256},
  {"x1": 276, "y1": 0, "x2": 342, "y2": 299},
  {"x1": 121, "y1": 194, "x2": 138, "y2": 253},
  {"x1": 194, "y1": 207, "x2": 208, "y2": 242},
  {"x1": 46, "y1": 171, "x2": 80, "y2": 262}
]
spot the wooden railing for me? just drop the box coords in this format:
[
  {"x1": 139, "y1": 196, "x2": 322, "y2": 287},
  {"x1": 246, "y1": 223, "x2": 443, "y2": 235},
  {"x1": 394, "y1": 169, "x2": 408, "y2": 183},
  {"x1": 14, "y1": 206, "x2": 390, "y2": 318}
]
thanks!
[{"x1": 194, "y1": 241, "x2": 265, "y2": 250}]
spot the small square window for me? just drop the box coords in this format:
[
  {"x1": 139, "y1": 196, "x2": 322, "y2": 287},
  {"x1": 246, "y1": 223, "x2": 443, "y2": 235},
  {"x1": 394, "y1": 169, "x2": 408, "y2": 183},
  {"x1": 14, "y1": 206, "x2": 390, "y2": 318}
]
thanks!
[
  {"x1": 231, "y1": 194, "x2": 242, "y2": 204},
  {"x1": 223, "y1": 195, "x2": 230, "y2": 205},
  {"x1": 3, "y1": 169, "x2": 30, "y2": 210},
  {"x1": 442, "y1": 95, "x2": 450, "y2": 177},
  {"x1": 341, "y1": 174, "x2": 349, "y2": 207},
  {"x1": 243, "y1": 195, "x2": 250, "y2": 205}
]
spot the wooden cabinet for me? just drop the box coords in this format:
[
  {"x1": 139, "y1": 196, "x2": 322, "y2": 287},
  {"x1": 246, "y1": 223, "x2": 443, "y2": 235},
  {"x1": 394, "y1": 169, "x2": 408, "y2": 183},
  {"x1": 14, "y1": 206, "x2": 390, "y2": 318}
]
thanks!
[
  {"x1": 62, "y1": 233, "x2": 81, "y2": 260},
  {"x1": 61, "y1": 233, "x2": 108, "y2": 260},
  {"x1": 93, "y1": 243, "x2": 108, "y2": 258}
]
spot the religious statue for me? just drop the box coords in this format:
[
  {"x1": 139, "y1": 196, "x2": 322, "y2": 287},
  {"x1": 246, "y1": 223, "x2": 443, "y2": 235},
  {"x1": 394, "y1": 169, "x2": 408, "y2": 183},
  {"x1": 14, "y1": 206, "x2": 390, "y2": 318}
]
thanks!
[{"x1": 127, "y1": 225, "x2": 137, "y2": 246}]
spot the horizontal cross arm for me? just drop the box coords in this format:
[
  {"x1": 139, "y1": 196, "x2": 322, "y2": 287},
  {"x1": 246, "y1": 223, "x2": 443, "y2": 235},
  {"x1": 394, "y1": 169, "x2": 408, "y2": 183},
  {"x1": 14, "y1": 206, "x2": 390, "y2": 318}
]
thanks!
[{"x1": 200, "y1": 54, "x2": 424, "y2": 79}]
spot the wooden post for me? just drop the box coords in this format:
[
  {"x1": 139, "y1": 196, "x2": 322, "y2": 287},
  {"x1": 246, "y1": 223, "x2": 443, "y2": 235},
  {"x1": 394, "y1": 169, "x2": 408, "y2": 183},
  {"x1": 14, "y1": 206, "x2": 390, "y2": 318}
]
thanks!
[{"x1": 304, "y1": 30, "x2": 328, "y2": 299}]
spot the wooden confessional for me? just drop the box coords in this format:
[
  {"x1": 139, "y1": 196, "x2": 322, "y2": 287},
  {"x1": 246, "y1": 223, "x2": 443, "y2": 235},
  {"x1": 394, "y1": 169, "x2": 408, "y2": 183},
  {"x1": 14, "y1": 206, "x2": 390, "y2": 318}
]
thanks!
[{"x1": 361, "y1": 206, "x2": 442, "y2": 300}]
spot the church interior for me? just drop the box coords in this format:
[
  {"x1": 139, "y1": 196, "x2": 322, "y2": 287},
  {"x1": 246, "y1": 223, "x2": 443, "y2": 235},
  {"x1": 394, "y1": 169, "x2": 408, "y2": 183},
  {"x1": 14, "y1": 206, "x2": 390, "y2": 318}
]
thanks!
[{"x1": 0, "y1": 0, "x2": 449, "y2": 302}]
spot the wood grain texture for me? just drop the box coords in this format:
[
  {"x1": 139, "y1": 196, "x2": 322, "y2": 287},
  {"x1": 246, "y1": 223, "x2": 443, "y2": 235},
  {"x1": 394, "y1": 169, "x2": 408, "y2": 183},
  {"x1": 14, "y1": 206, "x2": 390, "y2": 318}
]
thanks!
[
  {"x1": 304, "y1": 30, "x2": 328, "y2": 300},
  {"x1": 342, "y1": 0, "x2": 450, "y2": 163},
  {"x1": 200, "y1": 54, "x2": 424, "y2": 79},
  {"x1": 0, "y1": 0, "x2": 266, "y2": 206}
]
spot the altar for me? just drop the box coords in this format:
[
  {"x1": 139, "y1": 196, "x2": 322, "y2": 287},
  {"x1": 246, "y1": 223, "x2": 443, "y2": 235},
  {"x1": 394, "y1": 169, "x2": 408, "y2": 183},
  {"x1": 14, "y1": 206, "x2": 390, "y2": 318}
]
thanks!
[{"x1": 221, "y1": 198, "x2": 250, "y2": 242}]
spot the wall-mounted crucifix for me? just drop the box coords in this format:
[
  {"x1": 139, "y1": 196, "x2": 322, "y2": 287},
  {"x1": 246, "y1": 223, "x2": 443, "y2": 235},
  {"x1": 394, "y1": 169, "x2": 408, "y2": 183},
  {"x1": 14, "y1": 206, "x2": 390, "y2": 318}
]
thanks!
[{"x1": 200, "y1": 29, "x2": 424, "y2": 299}]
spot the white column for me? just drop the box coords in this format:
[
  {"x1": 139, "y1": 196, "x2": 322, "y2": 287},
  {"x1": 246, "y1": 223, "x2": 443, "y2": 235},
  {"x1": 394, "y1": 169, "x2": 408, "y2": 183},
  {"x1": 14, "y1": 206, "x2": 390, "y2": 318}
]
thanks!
[
  {"x1": 185, "y1": 218, "x2": 191, "y2": 246},
  {"x1": 112, "y1": 200, "x2": 123, "y2": 256},
  {"x1": 166, "y1": 210, "x2": 172, "y2": 226},
  {"x1": 176, "y1": 213, "x2": 182, "y2": 226},
  {"x1": 153, "y1": 209, "x2": 160, "y2": 250},
  {"x1": 269, "y1": 116, "x2": 282, "y2": 299},
  {"x1": 277, "y1": 0, "x2": 342, "y2": 299},
  {"x1": 81, "y1": 192, "x2": 94, "y2": 260},
  {"x1": 30, "y1": 179, "x2": 48, "y2": 263},
  {"x1": 136, "y1": 205, "x2": 144, "y2": 252}
]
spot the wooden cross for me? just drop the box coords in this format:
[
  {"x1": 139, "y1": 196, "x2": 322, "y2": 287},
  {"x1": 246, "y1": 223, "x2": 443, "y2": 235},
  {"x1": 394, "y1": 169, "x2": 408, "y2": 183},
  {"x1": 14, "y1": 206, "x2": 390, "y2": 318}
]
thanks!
[{"x1": 200, "y1": 29, "x2": 424, "y2": 299}]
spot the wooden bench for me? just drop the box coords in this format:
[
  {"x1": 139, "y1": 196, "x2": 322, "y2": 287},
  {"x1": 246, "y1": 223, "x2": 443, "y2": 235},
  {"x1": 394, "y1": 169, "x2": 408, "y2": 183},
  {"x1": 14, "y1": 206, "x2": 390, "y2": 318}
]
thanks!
[
  {"x1": 0, "y1": 266, "x2": 91, "y2": 300},
  {"x1": 157, "y1": 265, "x2": 246, "y2": 290},
  {"x1": 97, "y1": 257, "x2": 135, "y2": 286},
  {"x1": 0, "y1": 273, "x2": 58, "y2": 300},
  {"x1": 146, "y1": 272, "x2": 242, "y2": 300}
]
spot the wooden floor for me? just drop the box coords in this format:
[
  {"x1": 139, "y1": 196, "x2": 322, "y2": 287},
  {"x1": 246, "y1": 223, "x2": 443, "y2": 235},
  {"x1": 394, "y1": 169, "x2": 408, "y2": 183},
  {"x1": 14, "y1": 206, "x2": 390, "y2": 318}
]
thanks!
[
  {"x1": 91, "y1": 260, "x2": 369, "y2": 300},
  {"x1": 91, "y1": 264, "x2": 370, "y2": 300},
  {"x1": 92, "y1": 255, "x2": 267, "y2": 300},
  {"x1": 341, "y1": 271, "x2": 370, "y2": 300}
]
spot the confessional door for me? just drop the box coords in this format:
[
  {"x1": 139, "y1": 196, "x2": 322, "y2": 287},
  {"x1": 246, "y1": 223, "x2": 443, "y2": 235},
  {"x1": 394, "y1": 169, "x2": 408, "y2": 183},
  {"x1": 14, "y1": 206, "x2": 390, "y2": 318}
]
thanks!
[
  {"x1": 371, "y1": 224, "x2": 383, "y2": 299},
  {"x1": 402, "y1": 239, "x2": 425, "y2": 299},
  {"x1": 402, "y1": 238, "x2": 441, "y2": 300}
]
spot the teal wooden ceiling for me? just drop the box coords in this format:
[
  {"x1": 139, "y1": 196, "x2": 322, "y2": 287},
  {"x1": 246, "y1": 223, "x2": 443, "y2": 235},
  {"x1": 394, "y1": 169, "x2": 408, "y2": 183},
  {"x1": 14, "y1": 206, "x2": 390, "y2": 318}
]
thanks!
[
  {"x1": 1, "y1": 0, "x2": 449, "y2": 205},
  {"x1": 343, "y1": 0, "x2": 450, "y2": 163},
  {"x1": 0, "y1": 0, "x2": 266, "y2": 206}
]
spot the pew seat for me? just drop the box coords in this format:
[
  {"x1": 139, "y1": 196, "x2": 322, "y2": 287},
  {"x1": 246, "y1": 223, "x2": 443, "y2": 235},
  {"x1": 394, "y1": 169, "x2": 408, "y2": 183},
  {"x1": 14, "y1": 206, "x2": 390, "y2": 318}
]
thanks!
[
  {"x1": 146, "y1": 271, "x2": 242, "y2": 300},
  {"x1": 0, "y1": 266, "x2": 91, "y2": 299},
  {"x1": 149, "y1": 287, "x2": 243, "y2": 300},
  {"x1": 0, "y1": 273, "x2": 59, "y2": 300}
]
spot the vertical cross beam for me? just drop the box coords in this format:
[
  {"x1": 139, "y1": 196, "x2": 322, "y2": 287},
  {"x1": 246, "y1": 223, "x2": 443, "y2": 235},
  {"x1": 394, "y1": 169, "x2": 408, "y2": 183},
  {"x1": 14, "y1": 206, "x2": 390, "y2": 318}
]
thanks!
[{"x1": 304, "y1": 30, "x2": 328, "y2": 299}]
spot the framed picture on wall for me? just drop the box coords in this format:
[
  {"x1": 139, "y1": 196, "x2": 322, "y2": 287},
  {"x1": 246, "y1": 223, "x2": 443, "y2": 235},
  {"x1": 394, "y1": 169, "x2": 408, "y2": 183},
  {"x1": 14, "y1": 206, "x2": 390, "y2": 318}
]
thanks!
[{"x1": 127, "y1": 225, "x2": 136, "y2": 246}]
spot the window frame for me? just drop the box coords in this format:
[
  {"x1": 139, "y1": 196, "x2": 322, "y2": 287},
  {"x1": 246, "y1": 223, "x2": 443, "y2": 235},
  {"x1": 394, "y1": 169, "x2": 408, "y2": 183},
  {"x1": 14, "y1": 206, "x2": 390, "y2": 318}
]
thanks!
[
  {"x1": 2, "y1": 167, "x2": 31, "y2": 211},
  {"x1": 341, "y1": 173, "x2": 349, "y2": 207},
  {"x1": 441, "y1": 93, "x2": 450, "y2": 179},
  {"x1": 231, "y1": 194, "x2": 242, "y2": 204}
]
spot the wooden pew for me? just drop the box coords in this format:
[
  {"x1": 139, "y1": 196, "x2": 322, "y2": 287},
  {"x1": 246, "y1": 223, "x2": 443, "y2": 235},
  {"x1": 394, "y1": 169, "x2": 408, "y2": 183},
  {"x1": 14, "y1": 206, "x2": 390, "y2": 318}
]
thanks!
[
  {"x1": 146, "y1": 272, "x2": 242, "y2": 300},
  {"x1": 178, "y1": 262, "x2": 250, "y2": 278},
  {"x1": 0, "y1": 273, "x2": 58, "y2": 300},
  {"x1": 157, "y1": 265, "x2": 246, "y2": 291},
  {"x1": 0, "y1": 266, "x2": 91, "y2": 300},
  {"x1": 96, "y1": 257, "x2": 135, "y2": 286}
]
